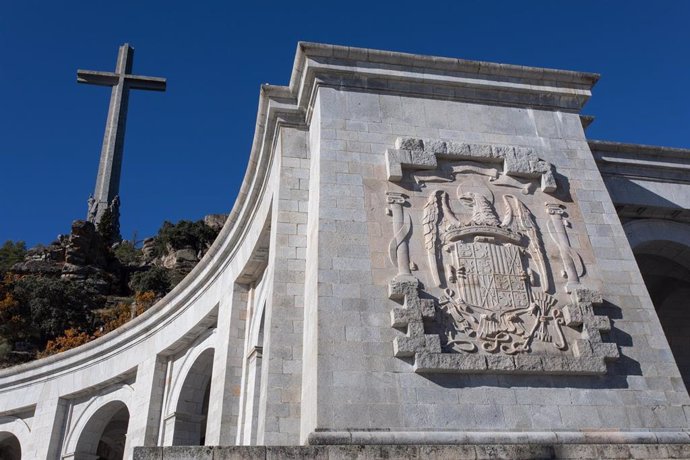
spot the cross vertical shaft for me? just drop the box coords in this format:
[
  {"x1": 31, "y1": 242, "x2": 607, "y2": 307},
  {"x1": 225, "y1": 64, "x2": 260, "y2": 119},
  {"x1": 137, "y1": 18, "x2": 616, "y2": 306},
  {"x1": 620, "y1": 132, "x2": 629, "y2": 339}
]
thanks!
[
  {"x1": 93, "y1": 44, "x2": 131, "y2": 216},
  {"x1": 78, "y1": 43, "x2": 166, "y2": 234}
]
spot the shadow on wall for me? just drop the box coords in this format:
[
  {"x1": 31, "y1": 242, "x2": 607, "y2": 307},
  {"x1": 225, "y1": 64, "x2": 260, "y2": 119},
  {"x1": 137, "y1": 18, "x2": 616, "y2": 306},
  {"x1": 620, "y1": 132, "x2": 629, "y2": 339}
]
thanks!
[
  {"x1": 635, "y1": 247, "x2": 690, "y2": 392},
  {"x1": 604, "y1": 176, "x2": 682, "y2": 209},
  {"x1": 423, "y1": 307, "x2": 639, "y2": 392},
  {"x1": 0, "y1": 432, "x2": 21, "y2": 460}
]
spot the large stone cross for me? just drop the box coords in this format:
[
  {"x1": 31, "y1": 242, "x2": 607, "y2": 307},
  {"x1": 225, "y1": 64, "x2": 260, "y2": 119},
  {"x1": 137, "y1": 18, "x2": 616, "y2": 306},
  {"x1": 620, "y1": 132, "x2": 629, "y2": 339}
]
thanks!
[{"x1": 78, "y1": 43, "x2": 166, "y2": 230}]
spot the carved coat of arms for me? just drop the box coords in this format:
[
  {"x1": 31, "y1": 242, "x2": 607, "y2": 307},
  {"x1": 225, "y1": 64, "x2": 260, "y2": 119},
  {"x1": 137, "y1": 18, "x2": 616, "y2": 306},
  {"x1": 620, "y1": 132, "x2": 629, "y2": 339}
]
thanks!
[
  {"x1": 383, "y1": 137, "x2": 618, "y2": 374},
  {"x1": 423, "y1": 187, "x2": 564, "y2": 355}
]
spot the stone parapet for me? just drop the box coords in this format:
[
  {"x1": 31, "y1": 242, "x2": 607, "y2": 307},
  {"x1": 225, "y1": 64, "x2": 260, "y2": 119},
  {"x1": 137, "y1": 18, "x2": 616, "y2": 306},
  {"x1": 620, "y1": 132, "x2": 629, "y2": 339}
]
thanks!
[{"x1": 135, "y1": 442, "x2": 690, "y2": 459}]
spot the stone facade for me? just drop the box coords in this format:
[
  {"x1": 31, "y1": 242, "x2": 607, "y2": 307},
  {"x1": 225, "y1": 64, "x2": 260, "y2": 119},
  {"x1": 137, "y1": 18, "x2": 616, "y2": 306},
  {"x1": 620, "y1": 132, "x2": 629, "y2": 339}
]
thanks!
[{"x1": 2, "y1": 43, "x2": 690, "y2": 459}]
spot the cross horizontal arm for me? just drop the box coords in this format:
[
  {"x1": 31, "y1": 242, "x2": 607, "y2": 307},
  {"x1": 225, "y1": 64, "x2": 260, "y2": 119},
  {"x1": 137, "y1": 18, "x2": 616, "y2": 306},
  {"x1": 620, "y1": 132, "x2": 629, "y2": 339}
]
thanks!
[
  {"x1": 126, "y1": 75, "x2": 167, "y2": 91},
  {"x1": 77, "y1": 70, "x2": 166, "y2": 91},
  {"x1": 77, "y1": 70, "x2": 119, "y2": 87}
]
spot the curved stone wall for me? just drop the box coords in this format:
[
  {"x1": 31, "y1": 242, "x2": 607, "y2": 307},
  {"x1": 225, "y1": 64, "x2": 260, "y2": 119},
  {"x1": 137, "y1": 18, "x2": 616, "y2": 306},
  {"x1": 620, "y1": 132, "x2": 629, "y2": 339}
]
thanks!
[{"x1": 0, "y1": 45, "x2": 287, "y2": 456}]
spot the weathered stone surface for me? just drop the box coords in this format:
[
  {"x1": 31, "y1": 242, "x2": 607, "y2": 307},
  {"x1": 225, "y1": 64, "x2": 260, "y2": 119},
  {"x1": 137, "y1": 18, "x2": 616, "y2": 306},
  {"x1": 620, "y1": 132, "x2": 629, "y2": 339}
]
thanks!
[
  {"x1": 563, "y1": 304, "x2": 583, "y2": 326},
  {"x1": 419, "y1": 445, "x2": 476, "y2": 459},
  {"x1": 212, "y1": 446, "x2": 266, "y2": 460},
  {"x1": 161, "y1": 247, "x2": 199, "y2": 269},
  {"x1": 266, "y1": 446, "x2": 328, "y2": 460},
  {"x1": 162, "y1": 446, "x2": 214, "y2": 459},
  {"x1": 133, "y1": 447, "x2": 163, "y2": 460},
  {"x1": 135, "y1": 444, "x2": 690, "y2": 459},
  {"x1": 386, "y1": 138, "x2": 557, "y2": 192}
]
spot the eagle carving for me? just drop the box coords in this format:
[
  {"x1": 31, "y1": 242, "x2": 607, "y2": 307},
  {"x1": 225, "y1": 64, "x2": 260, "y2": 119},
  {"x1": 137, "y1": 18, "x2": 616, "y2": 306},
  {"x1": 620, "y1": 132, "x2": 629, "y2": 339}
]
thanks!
[{"x1": 422, "y1": 186, "x2": 565, "y2": 355}]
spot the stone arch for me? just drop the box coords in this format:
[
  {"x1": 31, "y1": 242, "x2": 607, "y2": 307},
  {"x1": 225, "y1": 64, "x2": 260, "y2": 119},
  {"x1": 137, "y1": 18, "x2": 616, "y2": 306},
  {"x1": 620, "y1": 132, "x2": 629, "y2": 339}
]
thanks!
[
  {"x1": 625, "y1": 219, "x2": 690, "y2": 389},
  {"x1": 72, "y1": 400, "x2": 130, "y2": 460},
  {"x1": 168, "y1": 347, "x2": 215, "y2": 446},
  {"x1": 0, "y1": 431, "x2": 21, "y2": 460},
  {"x1": 164, "y1": 330, "x2": 216, "y2": 415},
  {"x1": 0, "y1": 415, "x2": 30, "y2": 459},
  {"x1": 62, "y1": 386, "x2": 133, "y2": 459},
  {"x1": 625, "y1": 219, "x2": 690, "y2": 271}
]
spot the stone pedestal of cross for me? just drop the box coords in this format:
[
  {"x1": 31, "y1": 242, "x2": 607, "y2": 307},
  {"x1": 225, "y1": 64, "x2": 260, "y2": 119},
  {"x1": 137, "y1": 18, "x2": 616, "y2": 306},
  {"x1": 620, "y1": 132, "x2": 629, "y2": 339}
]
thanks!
[{"x1": 78, "y1": 43, "x2": 166, "y2": 238}]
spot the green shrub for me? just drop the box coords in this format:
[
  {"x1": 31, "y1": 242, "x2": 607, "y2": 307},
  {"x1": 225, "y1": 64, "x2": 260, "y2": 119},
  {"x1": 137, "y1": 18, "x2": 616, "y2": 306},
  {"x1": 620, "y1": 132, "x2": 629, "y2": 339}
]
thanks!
[
  {"x1": 153, "y1": 220, "x2": 218, "y2": 256},
  {"x1": 129, "y1": 267, "x2": 171, "y2": 295},
  {"x1": 12, "y1": 276, "x2": 104, "y2": 343},
  {"x1": 0, "y1": 240, "x2": 26, "y2": 273},
  {"x1": 97, "y1": 206, "x2": 120, "y2": 244},
  {"x1": 0, "y1": 338, "x2": 10, "y2": 361},
  {"x1": 114, "y1": 241, "x2": 142, "y2": 266}
]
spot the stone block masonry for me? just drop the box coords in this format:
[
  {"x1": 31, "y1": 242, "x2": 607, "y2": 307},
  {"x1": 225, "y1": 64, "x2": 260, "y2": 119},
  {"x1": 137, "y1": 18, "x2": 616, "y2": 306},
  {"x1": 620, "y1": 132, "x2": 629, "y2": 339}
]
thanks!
[{"x1": 135, "y1": 443, "x2": 690, "y2": 460}]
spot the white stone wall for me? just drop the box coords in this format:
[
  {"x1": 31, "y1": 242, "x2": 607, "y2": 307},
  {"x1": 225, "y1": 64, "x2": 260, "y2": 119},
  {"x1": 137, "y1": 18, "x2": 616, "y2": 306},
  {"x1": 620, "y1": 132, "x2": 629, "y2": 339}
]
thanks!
[
  {"x1": 306, "y1": 85, "x2": 690, "y2": 438},
  {"x1": 258, "y1": 127, "x2": 309, "y2": 445}
]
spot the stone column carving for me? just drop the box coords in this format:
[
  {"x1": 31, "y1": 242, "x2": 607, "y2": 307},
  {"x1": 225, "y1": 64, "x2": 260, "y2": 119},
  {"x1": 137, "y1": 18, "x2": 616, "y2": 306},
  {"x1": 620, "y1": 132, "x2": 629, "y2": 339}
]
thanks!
[
  {"x1": 385, "y1": 192, "x2": 414, "y2": 280},
  {"x1": 546, "y1": 203, "x2": 584, "y2": 293}
]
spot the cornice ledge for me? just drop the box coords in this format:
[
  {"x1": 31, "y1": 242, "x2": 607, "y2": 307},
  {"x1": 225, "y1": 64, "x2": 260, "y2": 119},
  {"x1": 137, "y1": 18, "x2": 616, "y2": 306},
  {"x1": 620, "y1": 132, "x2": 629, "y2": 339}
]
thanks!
[
  {"x1": 589, "y1": 140, "x2": 690, "y2": 160},
  {"x1": 297, "y1": 42, "x2": 599, "y2": 87},
  {"x1": 307, "y1": 430, "x2": 690, "y2": 445},
  {"x1": 292, "y1": 42, "x2": 598, "y2": 112}
]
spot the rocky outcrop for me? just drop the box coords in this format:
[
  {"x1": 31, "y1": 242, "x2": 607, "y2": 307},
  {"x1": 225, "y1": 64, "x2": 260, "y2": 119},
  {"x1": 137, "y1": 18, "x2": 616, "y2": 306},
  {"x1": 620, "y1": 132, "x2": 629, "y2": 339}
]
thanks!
[
  {"x1": 1, "y1": 215, "x2": 223, "y2": 367},
  {"x1": 203, "y1": 213, "x2": 227, "y2": 231},
  {"x1": 141, "y1": 215, "x2": 225, "y2": 273},
  {"x1": 11, "y1": 242, "x2": 64, "y2": 275},
  {"x1": 11, "y1": 220, "x2": 119, "y2": 294},
  {"x1": 64, "y1": 220, "x2": 108, "y2": 268},
  {"x1": 10, "y1": 214, "x2": 224, "y2": 299}
]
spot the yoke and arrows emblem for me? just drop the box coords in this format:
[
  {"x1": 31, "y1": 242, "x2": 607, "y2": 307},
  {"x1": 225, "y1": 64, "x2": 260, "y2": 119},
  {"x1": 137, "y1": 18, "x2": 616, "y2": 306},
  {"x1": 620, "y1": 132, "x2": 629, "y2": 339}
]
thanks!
[{"x1": 423, "y1": 186, "x2": 566, "y2": 354}]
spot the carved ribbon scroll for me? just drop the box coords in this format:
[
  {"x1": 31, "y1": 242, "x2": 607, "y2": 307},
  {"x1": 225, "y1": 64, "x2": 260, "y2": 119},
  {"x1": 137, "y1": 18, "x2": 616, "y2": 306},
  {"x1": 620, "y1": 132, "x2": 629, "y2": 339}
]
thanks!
[
  {"x1": 385, "y1": 192, "x2": 413, "y2": 279},
  {"x1": 546, "y1": 203, "x2": 584, "y2": 293}
]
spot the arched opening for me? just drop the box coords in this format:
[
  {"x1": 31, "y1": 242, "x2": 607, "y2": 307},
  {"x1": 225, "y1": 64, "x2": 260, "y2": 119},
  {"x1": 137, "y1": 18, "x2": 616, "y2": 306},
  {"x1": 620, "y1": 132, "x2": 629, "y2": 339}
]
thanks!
[
  {"x1": 0, "y1": 431, "x2": 21, "y2": 460},
  {"x1": 172, "y1": 348, "x2": 215, "y2": 446},
  {"x1": 634, "y1": 240, "x2": 690, "y2": 390},
  {"x1": 74, "y1": 400, "x2": 130, "y2": 460}
]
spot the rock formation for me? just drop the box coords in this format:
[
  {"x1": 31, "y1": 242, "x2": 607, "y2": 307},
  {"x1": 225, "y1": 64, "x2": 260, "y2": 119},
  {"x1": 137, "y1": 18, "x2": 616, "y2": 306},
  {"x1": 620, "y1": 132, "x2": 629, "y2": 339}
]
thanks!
[{"x1": 1, "y1": 215, "x2": 225, "y2": 366}]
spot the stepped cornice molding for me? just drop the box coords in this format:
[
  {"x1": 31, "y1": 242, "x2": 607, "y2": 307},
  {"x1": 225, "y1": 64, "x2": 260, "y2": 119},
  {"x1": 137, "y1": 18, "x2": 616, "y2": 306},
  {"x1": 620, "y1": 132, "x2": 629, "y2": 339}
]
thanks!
[
  {"x1": 591, "y1": 139, "x2": 690, "y2": 184},
  {"x1": 286, "y1": 42, "x2": 599, "y2": 116}
]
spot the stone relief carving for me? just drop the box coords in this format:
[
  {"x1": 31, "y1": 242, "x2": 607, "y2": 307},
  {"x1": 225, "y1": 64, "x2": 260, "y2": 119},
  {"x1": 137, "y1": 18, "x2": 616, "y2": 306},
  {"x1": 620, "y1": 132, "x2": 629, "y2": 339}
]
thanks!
[
  {"x1": 386, "y1": 137, "x2": 619, "y2": 375},
  {"x1": 546, "y1": 203, "x2": 585, "y2": 293},
  {"x1": 386, "y1": 137, "x2": 557, "y2": 192},
  {"x1": 423, "y1": 186, "x2": 563, "y2": 356},
  {"x1": 385, "y1": 192, "x2": 415, "y2": 280}
]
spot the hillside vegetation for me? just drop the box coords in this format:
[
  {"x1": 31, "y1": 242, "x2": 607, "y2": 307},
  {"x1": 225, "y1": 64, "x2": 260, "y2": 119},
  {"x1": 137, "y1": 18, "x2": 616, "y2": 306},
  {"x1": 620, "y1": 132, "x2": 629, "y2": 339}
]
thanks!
[{"x1": 0, "y1": 216, "x2": 224, "y2": 368}]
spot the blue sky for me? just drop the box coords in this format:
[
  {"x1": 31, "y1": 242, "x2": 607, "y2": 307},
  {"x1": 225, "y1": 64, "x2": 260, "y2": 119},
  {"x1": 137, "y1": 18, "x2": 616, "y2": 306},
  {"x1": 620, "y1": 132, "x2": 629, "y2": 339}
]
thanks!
[{"x1": 1, "y1": 1, "x2": 689, "y2": 247}]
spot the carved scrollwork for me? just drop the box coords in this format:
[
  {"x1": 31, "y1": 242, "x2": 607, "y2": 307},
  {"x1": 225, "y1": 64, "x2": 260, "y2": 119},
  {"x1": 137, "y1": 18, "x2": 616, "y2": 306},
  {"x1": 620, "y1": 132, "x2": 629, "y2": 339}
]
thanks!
[
  {"x1": 385, "y1": 192, "x2": 414, "y2": 280},
  {"x1": 546, "y1": 203, "x2": 585, "y2": 293}
]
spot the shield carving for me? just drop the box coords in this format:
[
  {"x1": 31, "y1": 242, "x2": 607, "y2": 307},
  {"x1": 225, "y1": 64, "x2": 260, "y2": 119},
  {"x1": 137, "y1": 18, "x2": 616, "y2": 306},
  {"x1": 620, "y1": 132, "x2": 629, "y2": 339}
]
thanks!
[
  {"x1": 423, "y1": 188, "x2": 567, "y2": 354},
  {"x1": 454, "y1": 240, "x2": 530, "y2": 312}
]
